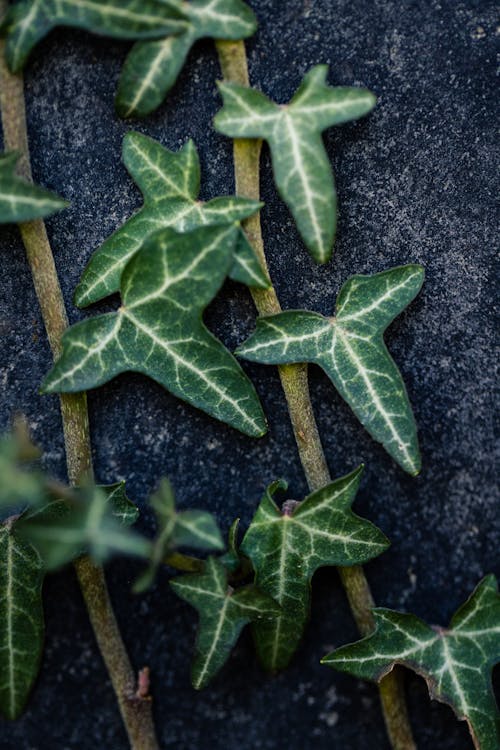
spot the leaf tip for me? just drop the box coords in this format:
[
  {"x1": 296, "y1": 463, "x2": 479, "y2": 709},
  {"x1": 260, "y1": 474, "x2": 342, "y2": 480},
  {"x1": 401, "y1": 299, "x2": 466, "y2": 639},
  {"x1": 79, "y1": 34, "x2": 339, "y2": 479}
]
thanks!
[{"x1": 72, "y1": 285, "x2": 87, "y2": 309}]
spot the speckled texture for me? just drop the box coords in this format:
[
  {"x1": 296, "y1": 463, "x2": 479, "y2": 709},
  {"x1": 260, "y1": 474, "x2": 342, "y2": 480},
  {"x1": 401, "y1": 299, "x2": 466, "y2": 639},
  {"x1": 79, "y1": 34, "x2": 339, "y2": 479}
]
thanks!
[{"x1": 0, "y1": 1, "x2": 498, "y2": 748}]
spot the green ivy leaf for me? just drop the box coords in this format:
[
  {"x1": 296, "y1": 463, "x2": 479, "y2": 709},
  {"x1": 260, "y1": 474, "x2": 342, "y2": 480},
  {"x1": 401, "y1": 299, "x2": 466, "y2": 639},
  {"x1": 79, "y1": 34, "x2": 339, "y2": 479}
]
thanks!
[
  {"x1": 0, "y1": 152, "x2": 67, "y2": 223},
  {"x1": 0, "y1": 429, "x2": 46, "y2": 514},
  {"x1": 171, "y1": 556, "x2": 280, "y2": 689},
  {"x1": 116, "y1": 0, "x2": 257, "y2": 118},
  {"x1": 237, "y1": 264, "x2": 424, "y2": 474},
  {"x1": 214, "y1": 65, "x2": 376, "y2": 263},
  {"x1": 240, "y1": 468, "x2": 389, "y2": 671},
  {"x1": 134, "y1": 478, "x2": 223, "y2": 593},
  {"x1": 17, "y1": 484, "x2": 149, "y2": 570},
  {"x1": 74, "y1": 132, "x2": 268, "y2": 308},
  {"x1": 3, "y1": 0, "x2": 189, "y2": 73},
  {"x1": 102, "y1": 481, "x2": 139, "y2": 526},
  {"x1": 323, "y1": 576, "x2": 500, "y2": 750},
  {"x1": 0, "y1": 519, "x2": 44, "y2": 720},
  {"x1": 43, "y1": 225, "x2": 267, "y2": 437}
]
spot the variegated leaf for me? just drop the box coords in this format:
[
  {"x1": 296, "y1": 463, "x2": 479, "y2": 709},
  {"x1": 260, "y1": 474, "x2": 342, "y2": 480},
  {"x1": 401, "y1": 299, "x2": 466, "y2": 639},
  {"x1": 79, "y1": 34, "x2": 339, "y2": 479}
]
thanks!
[
  {"x1": 0, "y1": 519, "x2": 44, "y2": 720},
  {"x1": 237, "y1": 264, "x2": 424, "y2": 474},
  {"x1": 214, "y1": 65, "x2": 376, "y2": 262},
  {"x1": 171, "y1": 556, "x2": 280, "y2": 689},
  {"x1": 0, "y1": 152, "x2": 67, "y2": 224},
  {"x1": 240, "y1": 468, "x2": 389, "y2": 671},
  {"x1": 3, "y1": 0, "x2": 189, "y2": 73},
  {"x1": 134, "y1": 478, "x2": 223, "y2": 592},
  {"x1": 102, "y1": 481, "x2": 139, "y2": 526},
  {"x1": 74, "y1": 132, "x2": 268, "y2": 308},
  {"x1": 116, "y1": 0, "x2": 257, "y2": 118},
  {"x1": 44, "y1": 225, "x2": 267, "y2": 437},
  {"x1": 17, "y1": 483, "x2": 149, "y2": 570},
  {"x1": 323, "y1": 576, "x2": 500, "y2": 750}
]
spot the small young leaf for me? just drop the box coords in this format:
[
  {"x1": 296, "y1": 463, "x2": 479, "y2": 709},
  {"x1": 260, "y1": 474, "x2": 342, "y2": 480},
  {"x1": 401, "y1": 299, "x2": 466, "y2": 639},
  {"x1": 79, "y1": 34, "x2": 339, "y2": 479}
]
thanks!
[
  {"x1": 171, "y1": 557, "x2": 280, "y2": 689},
  {"x1": 323, "y1": 576, "x2": 500, "y2": 750},
  {"x1": 0, "y1": 152, "x2": 67, "y2": 223},
  {"x1": 74, "y1": 133, "x2": 268, "y2": 308},
  {"x1": 17, "y1": 484, "x2": 150, "y2": 570},
  {"x1": 0, "y1": 520, "x2": 44, "y2": 720},
  {"x1": 237, "y1": 264, "x2": 424, "y2": 474},
  {"x1": 240, "y1": 468, "x2": 389, "y2": 671},
  {"x1": 0, "y1": 430, "x2": 46, "y2": 513},
  {"x1": 134, "y1": 478, "x2": 223, "y2": 592},
  {"x1": 44, "y1": 225, "x2": 267, "y2": 437},
  {"x1": 116, "y1": 0, "x2": 257, "y2": 118},
  {"x1": 3, "y1": 0, "x2": 189, "y2": 72},
  {"x1": 214, "y1": 66, "x2": 376, "y2": 262},
  {"x1": 102, "y1": 481, "x2": 139, "y2": 526}
]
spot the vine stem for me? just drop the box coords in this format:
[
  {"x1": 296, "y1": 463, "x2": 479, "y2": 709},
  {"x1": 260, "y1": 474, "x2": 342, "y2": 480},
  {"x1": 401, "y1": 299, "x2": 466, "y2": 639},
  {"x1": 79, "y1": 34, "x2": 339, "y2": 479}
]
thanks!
[
  {"x1": 0, "y1": 28, "x2": 159, "y2": 750},
  {"x1": 215, "y1": 39, "x2": 416, "y2": 750}
]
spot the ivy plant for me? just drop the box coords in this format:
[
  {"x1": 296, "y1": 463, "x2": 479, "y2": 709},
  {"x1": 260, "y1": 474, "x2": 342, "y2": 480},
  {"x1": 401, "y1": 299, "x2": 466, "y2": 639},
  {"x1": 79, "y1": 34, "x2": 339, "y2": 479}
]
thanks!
[
  {"x1": 0, "y1": 151, "x2": 66, "y2": 221},
  {"x1": 0, "y1": 428, "x2": 223, "y2": 720},
  {"x1": 74, "y1": 132, "x2": 268, "y2": 308},
  {"x1": 237, "y1": 264, "x2": 424, "y2": 474},
  {"x1": 116, "y1": 0, "x2": 257, "y2": 118},
  {"x1": 43, "y1": 225, "x2": 267, "y2": 437},
  {"x1": 170, "y1": 556, "x2": 280, "y2": 689},
  {"x1": 215, "y1": 66, "x2": 376, "y2": 262},
  {"x1": 2, "y1": 0, "x2": 189, "y2": 71},
  {"x1": 323, "y1": 576, "x2": 500, "y2": 750},
  {"x1": 0, "y1": 2, "x2": 497, "y2": 750},
  {"x1": 239, "y1": 468, "x2": 389, "y2": 671}
]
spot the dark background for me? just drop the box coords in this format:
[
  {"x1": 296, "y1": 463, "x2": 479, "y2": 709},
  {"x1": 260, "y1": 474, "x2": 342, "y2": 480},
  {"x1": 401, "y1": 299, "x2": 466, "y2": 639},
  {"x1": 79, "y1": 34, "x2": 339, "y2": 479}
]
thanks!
[{"x1": 0, "y1": 1, "x2": 498, "y2": 748}]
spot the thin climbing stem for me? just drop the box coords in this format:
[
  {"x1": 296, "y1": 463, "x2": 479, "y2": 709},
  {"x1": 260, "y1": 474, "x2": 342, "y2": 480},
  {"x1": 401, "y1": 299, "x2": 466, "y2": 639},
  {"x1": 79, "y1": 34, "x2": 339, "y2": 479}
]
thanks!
[
  {"x1": 0, "y1": 25, "x2": 159, "y2": 750},
  {"x1": 216, "y1": 39, "x2": 416, "y2": 750}
]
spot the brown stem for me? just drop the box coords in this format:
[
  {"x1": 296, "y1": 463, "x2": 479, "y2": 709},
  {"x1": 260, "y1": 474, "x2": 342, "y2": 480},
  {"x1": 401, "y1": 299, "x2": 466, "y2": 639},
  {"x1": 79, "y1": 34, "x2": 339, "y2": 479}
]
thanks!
[
  {"x1": 216, "y1": 39, "x2": 416, "y2": 750},
  {"x1": 0, "y1": 32, "x2": 159, "y2": 750}
]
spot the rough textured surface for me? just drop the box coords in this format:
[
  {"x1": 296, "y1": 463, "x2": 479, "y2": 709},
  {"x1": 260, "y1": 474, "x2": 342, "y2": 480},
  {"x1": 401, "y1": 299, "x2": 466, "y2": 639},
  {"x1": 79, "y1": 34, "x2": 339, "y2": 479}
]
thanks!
[{"x1": 0, "y1": 1, "x2": 498, "y2": 748}]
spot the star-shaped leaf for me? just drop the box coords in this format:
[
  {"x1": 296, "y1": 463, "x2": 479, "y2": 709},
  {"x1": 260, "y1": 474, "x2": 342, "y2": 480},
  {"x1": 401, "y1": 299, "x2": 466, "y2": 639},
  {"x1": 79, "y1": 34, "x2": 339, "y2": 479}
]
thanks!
[
  {"x1": 0, "y1": 518, "x2": 44, "y2": 720},
  {"x1": 214, "y1": 65, "x2": 376, "y2": 263},
  {"x1": 134, "y1": 478, "x2": 223, "y2": 592},
  {"x1": 74, "y1": 132, "x2": 268, "y2": 308},
  {"x1": 171, "y1": 556, "x2": 280, "y2": 689},
  {"x1": 116, "y1": 0, "x2": 257, "y2": 118},
  {"x1": 43, "y1": 225, "x2": 267, "y2": 437},
  {"x1": 3, "y1": 0, "x2": 189, "y2": 73},
  {"x1": 240, "y1": 467, "x2": 389, "y2": 671},
  {"x1": 323, "y1": 576, "x2": 500, "y2": 750},
  {"x1": 0, "y1": 152, "x2": 67, "y2": 224},
  {"x1": 237, "y1": 264, "x2": 424, "y2": 474},
  {"x1": 17, "y1": 482, "x2": 148, "y2": 570}
]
